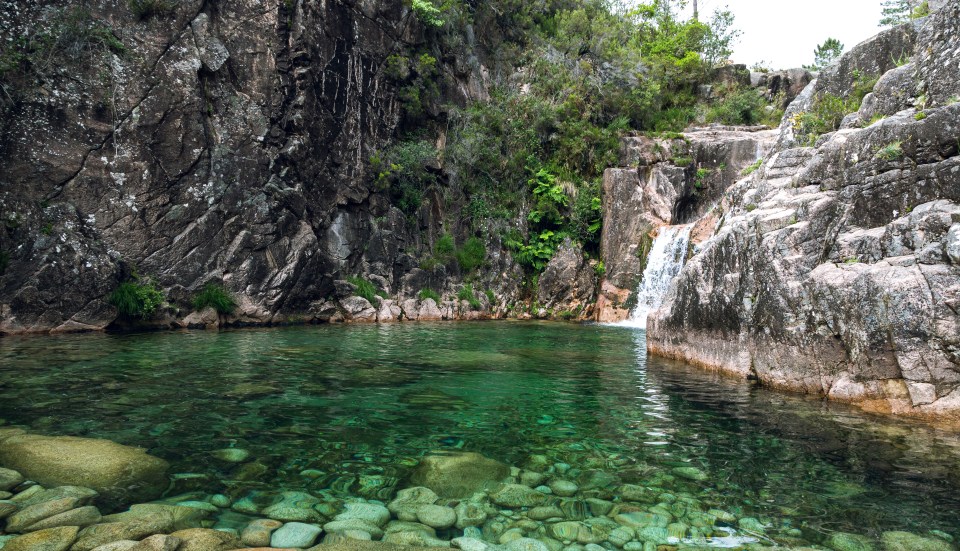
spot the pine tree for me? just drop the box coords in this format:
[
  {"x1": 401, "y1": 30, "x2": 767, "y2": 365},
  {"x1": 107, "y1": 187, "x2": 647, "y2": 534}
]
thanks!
[
  {"x1": 804, "y1": 38, "x2": 844, "y2": 71},
  {"x1": 879, "y1": 0, "x2": 929, "y2": 27}
]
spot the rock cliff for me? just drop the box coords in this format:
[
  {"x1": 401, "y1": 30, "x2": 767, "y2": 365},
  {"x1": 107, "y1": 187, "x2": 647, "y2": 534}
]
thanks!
[
  {"x1": 0, "y1": 0, "x2": 520, "y2": 332},
  {"x1": 648, "y1": 2, "x2": 960, "y2": 421}
]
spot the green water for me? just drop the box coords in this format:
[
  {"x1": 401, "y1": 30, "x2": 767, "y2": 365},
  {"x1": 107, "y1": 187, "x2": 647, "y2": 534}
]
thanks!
[{"x1": 1, "y1": 322, "x2": 958, "y2": 548}]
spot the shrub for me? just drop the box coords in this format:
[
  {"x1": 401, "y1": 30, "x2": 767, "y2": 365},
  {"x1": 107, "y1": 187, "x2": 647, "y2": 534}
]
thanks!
[
  {"x1": 419, "y1": 288, "x2": 441, "y2": 302},
  {"x1": 435, "y1": 233, "x2": 456, "y2": 262},
  {"x1": 456, "y1": 237, "x2": 487, "y2": 272},
  {"x1": 128, "y1": 0, "x2": 176, "y2": 20},
  {"x1": 347, "y1": 276, "x2": 380, "y2": 303},
  {"x1": 740, "y1": 158, "x2": 763, "y2": 176},
  {"x1": 875, "y1": 141, "x2": 903, "y2": 161},
  {"x1": 706, "y1": 87, "x2": 765, "y2": 125},
  {"x1": 485, "y1": 289, "x2": 496, "y2": 304},
  {"x1": 192, "y1": 283, "x2": 237, "y2": 315},
  {"x1": 457, "y1": 284, "x2": 482, "y2": 310},
  {"x1": 410, "y1": 0, "x2": 444, "y2": 27},
  {"x1": 111, "y1": 278, "x2": 165, "y2": 319}
]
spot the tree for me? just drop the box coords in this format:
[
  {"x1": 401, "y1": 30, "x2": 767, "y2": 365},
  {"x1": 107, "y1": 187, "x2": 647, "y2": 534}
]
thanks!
[
  {"x1": 804, "y1": 38, "x2": 844, "y2": 71},
  {"x1": 879, "y1": 0, "x2": 929, "y2": 27}
]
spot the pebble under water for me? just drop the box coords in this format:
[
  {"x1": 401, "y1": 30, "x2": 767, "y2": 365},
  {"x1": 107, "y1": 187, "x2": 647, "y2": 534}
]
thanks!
[{"x1": 0, "y1": 321, "x2": 958, "y2": 549}]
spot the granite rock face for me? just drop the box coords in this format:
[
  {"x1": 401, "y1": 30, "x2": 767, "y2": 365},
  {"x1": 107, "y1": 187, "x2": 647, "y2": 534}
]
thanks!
[
  {"x1": 648, "y1": 4, "x2": 960, "y2": 421},
  {"x1": 0, "y1": 0, "x2": 524, "y2": 333}
]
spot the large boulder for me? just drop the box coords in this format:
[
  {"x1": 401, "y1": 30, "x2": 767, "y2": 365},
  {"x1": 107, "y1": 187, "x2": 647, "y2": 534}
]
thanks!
[
  {"x1": 0, "y1": 434, "x2": 169, "y2": 507},
  {"x1": 408, "y1": 451, "x2": 510, "y2": 498},
  {"x1": 537, "y1": 239, "x2": 597, "y2": 316}
]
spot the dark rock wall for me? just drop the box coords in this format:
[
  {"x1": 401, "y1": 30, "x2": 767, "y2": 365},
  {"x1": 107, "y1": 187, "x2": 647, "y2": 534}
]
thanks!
[{"x1": 0, "y1": 0, "x2": 518, "y2": 332}]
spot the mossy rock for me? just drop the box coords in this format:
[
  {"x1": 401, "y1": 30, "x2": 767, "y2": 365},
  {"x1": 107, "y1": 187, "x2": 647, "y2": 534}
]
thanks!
[
  {"x1": 0, "y1": 433, "x2": 169, "y2": 508},
  {"x1": 409, "y1": 451, "x2": 509, "y2": 498}
]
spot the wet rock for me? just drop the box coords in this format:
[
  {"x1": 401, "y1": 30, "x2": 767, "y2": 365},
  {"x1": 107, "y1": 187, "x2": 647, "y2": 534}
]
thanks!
[
  {"x1": 489, "y1": 484, "x2": 547, "y2": 508},
  {"x1": 5, "y1": 496, "x2": 81, "y2": 532},
  {"x1": 240, "y1": 518, "x2": 284, "y2": 547},
  {"x1": 454, "y1": 501, "x2": 487, "y2": 529},
  {"x1": 827, "y1": 532, "x2": 876, "y2": 551},
  {"x1": 880, "y1": 531, "x2": 953, "y2": 551},
  {"x1": 271, "y1": 522, "x2": 322, "y2": 548},
  {"x1": 1, "y1": 526, "x2": 79, "y2": 551},
  {"x1": 334, "y1": 502, "x2": 391, "y2": 527},
  {"x1": 537, "y1": 239, "x2": 597, "y2": 315},
  {"x1": 88, "y1": 542, "x2": 139, "y2": 551},
  {"x1": 22, "y1": 505, "x2": 102, "y2": 531},
  {"x1": 127, "y1": 534, "x2": 182, "y2": 551},
  {"x1": 210, "y1": 448, "x2": 250, "y2": 463},
  {"x1": 671, "y1": 467, "x2": 707, "y2": 481},
  {"x1": 613, "y1": 512, "x2": 670, "y2": 529},
  {"x1": 0, "y1": 499, "x2": 17, "y2": 519},
  {"x1": 0, "y1": 467, "x2": 24, "y2": 491},
  {"x1": 381, "y1": 529, "x2": 450, "y2": 547},
  {"x1": 548, "y1": 480, "x2": 579, "y2": 497},
  {"x1": 262, "y1": 491, "x2": 323, "y2": 523},
  {"x1": 324, "y1": 518, "x2": 384, "y2": 539},
  {"x1": 388, "y1": 487, "x2": 439, "y2": 521},
  {"x1": 0, "y1": 434, "x2": 169, "y2": 507},
  {"x1": 504, "y1": 538, "x2": 550, "y2": 551},
  {"x1": 412, "y1": 504, "x2": 455, "y2": 530},
  {"x1": 169, "y1": 528, "x2": 241, "y2": 551},
  {"x1": 410, "y1": 452, "x2": 510, "y2": 498},
  {"x1": 527, "y1": 506, "x2": 564, "y2": 521}
]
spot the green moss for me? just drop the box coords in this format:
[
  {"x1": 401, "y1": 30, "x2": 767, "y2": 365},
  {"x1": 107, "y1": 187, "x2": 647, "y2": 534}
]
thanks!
[
  {"x1": 192, "y1": 283, "x2": 237, "y2": 315},
  {"x1": 111, "y1": 278, "x2": 165, "y2": 319}
]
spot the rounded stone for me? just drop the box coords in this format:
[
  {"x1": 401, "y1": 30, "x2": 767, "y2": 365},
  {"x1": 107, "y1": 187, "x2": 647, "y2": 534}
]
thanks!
[
  {"x1": 334, "y1": 502, "x2": 391, "y2": 528},
  {"x1": 415, "y1": 504, "x2": 457, "y2": 529},
  {"x1": 549, "y1": 480, "x2": 579, "y2": 497},
  {"x1": 270, "y1": 522, "x2": 322, "y2": 548},
  {"x1": 210, "y1": 448, "x2": 251, "y2": 463},
  {"x1": 0, "y1": 467, "x2": 24, "y2": 492},
  {"x1": 240, "y1": 518, "x2": 283, "y2": 547},
  {"x1": 1, "y1": 526, "x2": 79, "y2": 551},
  {"x1": 505, "y1": 537, "x2": 551, "y2": 551},
  {"x1": 409, "y1": 451, "x2": 510, "y2": 498},
  {"x1": 0, "y1": 434, "x2": 169, "y2": 507},
  {"x1": 881, "y1": 531, "x2": 953, "y2": 551},
  {"x1": 490, "y1": 484, "x2": 548, "y2": 508}
]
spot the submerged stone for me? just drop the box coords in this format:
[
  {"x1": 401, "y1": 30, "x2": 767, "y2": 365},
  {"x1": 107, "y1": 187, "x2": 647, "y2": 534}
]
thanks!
[
  {"x1": 827, "y1": 532, "x2": 876, "y2": 551},
  {"x1": 270, "y1": 522, "x2": 322, "y2": 548},
  {"x1": 880, "y1": 531, "x2": 953, "y2": 551},
  {"x1": 409, "y1": 451, "x2": 510, "y2": 498},
  {"x1": 490, "y1": 484, "x2": 547, "y2": 508}
]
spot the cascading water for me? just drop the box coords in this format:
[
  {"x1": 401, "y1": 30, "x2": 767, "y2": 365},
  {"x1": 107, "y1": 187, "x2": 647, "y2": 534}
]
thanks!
[{"x1": 620, "y1": 225, "x2": 692, "y2": 328}]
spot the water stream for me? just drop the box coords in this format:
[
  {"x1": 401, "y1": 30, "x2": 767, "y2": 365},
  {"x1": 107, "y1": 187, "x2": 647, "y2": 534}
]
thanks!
[
  {"x1": 617, "y1": 225, "x2": 693, "y2": 328},
  {"x1": 0, "y1": 323, "x2": 958, "y2": 549}
]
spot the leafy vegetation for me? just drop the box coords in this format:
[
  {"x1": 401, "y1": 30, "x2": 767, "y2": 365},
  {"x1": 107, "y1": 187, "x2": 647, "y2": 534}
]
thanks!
[
  {"x1": 419, "y1": 288, "x2": 441, "y2": 302},
  {"x1": 110, "y1": 278, "x2": 165, "y2": 319},
  {"x1": 456, "y1": 237, "x2": 487, "y2": 272},
  {"x1": 410, "y1": 0, "x2": 445, "y2": 27},
  {"x1": 805, "y1": 38, "x2": 844, "y2": 71},
  {"x1": 880, "y1": 0, "x2": 929, "y2": 26},
  {"x1": 741, "y1": 158, "x2": 763, "y2": 176},
  {"x1": 791, "y1": 71, "x2": 878, "y2": 146},
  {"x1": 875, "y1": 141, "x2": 904, "y2": 161},
  {"x1": 192, "y1": 283, "x2": 237, "y2": 315},
  {"x1": 370, "y1": 139, "x2": 439, "y2": 218},
  {"x1": 347, "y1": 276, "x2": 385, "y2": 304},
  {"x1": 457, "y1": 284, "x2": 482, "y2": 309}
]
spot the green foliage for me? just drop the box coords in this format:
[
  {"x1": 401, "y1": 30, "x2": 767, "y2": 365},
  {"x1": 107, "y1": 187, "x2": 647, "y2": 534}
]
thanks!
[
  {"x1": 875, "y1": 141, "x2": 904, "y2": 161},
  {"x1": 791, "y1": 72, "x2": 877, "y2": 146},
  {"x1": 741, "y1": 158, "x2": 763, "y2": 176},
  {"x1": 410, "y1": 0, "x2": 444, "y2": 27},
  {"x1": 745, "y1": 203, "x2": 758, "y2": 212},
  {"x1": 347, "y1": 276, "x2": 381, "y2": 304},
  {"x1": 694, "y1": 167, "x2": 711, "y2": 189},
  {"x1": 384, "y1": 51, "x2": 440, "y2": 119},
  {"x1": 594, "y1": 260, "x2": 605, "y2": 278},
  {"x1": 456, "y1": 237, "x2": 487, "y2": 272},
  {"x1": 128, "y1": 0, "x2": 177, "y2": 20},
  {"x1": 457, "y1": 284, "x2": 482, "y2": 309},
  {"x1": 435, "y1": 233, "x2": 456, "y2": 262},
  {"x1": 110, "y1": 278, "x2": 165, "y2": 319},
  {"x1": 1, "y1": 7, "x2": 126, "y2": 84},
  {"x1": 192, "y1": 283, "x2": 237, "y2": 315},
  {"x1": 880, "y1": 0, "x2": 928, "y2": 26},
  {"x1": 636, "y1": 233, "x2": 654, "y2": 275},
  {"x1": 706, "y1": 86, "x2": 766, "y2": 125},
  {"x1": 419, "y1": 288, "x2": 441, "y2": 302},
  {"x1": 507, "y1": 229, "x2": 565, "y2": 271},
  {"x1": 371, "y1": 139, "x2": 439, "y2": 217},
  {"x1": 805, "y1": 38, "x2": 844, "y2": 71},
  {"x1": 914, "y1": 111, "x2": 927, "y2": 120},
  {"x1": 485, "y1": 289, "x2": 496, "y2": 304}
]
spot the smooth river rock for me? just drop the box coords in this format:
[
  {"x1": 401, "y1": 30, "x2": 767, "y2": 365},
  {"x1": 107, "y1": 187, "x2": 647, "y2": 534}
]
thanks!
[
  {"x1": 0, "y1": 434, "x2": 169, "y2": 506},
  {"x1": 272, "y1": 522, "x2": 322, "y2": 548},
  {"x1": 1, "y1": 526, "x2": 79, "y2": 551},
  {"x1": 409, "y1": 452, "x2": 510, "y2": 498}
]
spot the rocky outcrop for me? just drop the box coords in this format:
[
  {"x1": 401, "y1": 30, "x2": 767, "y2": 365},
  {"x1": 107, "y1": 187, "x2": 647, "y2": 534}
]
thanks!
[
  {"x1": 0, "y1": 0, "x2": 522, "y2": 333},
  {"x1": 536, "y1": 238, "x2": 597, "y2": 317},
  {"x1": 648, "y1": 3, "x2": 960, "y2": 421},
  {"x1": 597, "y1": 127, "x2": 776, "y2": 321}
]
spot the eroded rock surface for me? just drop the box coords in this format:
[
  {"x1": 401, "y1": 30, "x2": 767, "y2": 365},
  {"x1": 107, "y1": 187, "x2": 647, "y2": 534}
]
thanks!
[{"x1": 648, "y1": 4, "x2": 960, "y2": 421}]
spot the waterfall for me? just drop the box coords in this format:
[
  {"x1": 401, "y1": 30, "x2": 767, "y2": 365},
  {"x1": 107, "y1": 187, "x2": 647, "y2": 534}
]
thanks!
[{"x1": 623, "y1": 225, "x2": 692, "y2": 327}]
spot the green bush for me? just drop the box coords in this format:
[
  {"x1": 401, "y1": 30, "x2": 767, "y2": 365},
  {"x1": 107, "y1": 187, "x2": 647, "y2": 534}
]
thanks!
[
  {"x1": 370, "y1": 139, "x2": 439, "y2": 217},
  {"x1": 192, "y1": 283, "x2": 237, "y2": 315},
  {"x1": 706, "y1": 87, "x2": 765, "y2": 125},
  {"x1": 456, "y1": 237, "x2": 487, "y2": 272},
  {"x1": 457, "y1": 284, "x2": 482, "y2": 309},
  {"x1": 419, "y1": 288, "x2": 441, "y2": 302},
  {"x1": 347, "y1": 276, "x2": 381, "y2": 303},
  {"x1": 435, "y1": 233, "x2": 456, "y2": 262},
  {"x1": 110, "y1": 278, "x2": 165, "y2": 319},
  {"x1": 485, "y1": 289, "x2": 496, "y2": 304}
]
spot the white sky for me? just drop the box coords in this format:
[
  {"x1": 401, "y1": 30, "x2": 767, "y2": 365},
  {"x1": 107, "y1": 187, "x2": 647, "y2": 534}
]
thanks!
[{"x1": 682, "y1": 0, "x2": 885, "y2": 69}]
